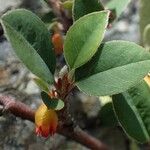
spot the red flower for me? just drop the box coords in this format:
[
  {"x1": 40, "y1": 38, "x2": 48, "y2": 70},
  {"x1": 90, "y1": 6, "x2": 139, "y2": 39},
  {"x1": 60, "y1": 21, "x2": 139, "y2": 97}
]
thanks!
[{"x1": 35, "y1": 104, "x2": 58, "y2": 138}]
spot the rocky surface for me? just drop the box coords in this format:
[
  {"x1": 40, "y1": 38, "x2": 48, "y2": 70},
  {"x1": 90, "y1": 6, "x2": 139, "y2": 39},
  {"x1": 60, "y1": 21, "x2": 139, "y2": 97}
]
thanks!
[{"x1": 0, "y1": 0, "x2": 21, "y2": 12}]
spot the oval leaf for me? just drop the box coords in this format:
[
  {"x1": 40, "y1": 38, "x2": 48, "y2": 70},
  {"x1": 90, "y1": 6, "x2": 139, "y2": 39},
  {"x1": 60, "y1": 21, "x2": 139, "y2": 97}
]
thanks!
[
  {"x1": 64, "y1": 11, "x2": 109, "y2": 70},
  {"x1": 2, "y1": 9, "x2": 55, "y2": 82},
  {"x1": 1, "y1": 20, "x2": 53, "y2": 84},
  {"x1": 41, "y1": 91, "x2": 64, "y2": 110},
  {"x1": 73, "y1": 0, "x2": 104, "y2": 21},
  {"x1": 2, "y1": 9, "x2": 56, "y2": 73},
  {"x1": 112, "y1": 80, "x2": 150, "y2": 143},
  {"x1": 76, "y1": 41, "x2": 150, "y2": 96}
]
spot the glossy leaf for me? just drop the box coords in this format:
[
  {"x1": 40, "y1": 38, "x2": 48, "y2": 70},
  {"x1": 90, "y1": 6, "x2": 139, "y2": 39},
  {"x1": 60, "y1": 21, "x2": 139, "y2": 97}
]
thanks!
[
  {"x1": 106, "y1": 0, "x2": 131, "y2": 19},
  {"x1": 64, "y1": 11, "x2": 109, "y2": 70},
  {"x1": 41, "y1": 91, "x2": 64, "y2": 110},
  {"x1": 112, "y1": 80, "x2": 150, "y2": 143},
  {"x1": 34, "y1": 78, "x2": 49, "y2": 92},
  {"x1": 1, "y1": 9, "x2": 56, "y2": 75},
  {"x1": 73, "y1": 0, "x2": 104, "y2": 21},
  {"x1": 76, "y1": 41, "x2": 150, "y2": 96}
]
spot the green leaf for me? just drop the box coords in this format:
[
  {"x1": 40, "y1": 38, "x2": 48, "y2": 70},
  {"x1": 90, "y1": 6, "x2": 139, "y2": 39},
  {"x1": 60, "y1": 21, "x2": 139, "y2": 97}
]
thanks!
[
  {"x1": 41, "y1": 11, "x2": 55, "y2": 24},
  {"x1": 73, "y1": 0, "x2": 104, "y2": 21},
  {"x1": 1, "y1": 20, "x2": 53, "y2": 84},
  {"x1": 106, "y1": 0, "x2": 131, "y2": 19},
  {"x1": 64, "y1": 11, "x2": 109, "y2": 70},
  {"x1": 41, "y1": 91, "x2": 64, "y2": 110},
  {"x1": 100, "y1": 102, "x2": 118, "y2": 127},
  {"x1": 76, "y1": 41, "x2": 150, "y2": 96},
  {"x1": 143, "y1": 24, "x2": 150, "y2": 49},
  {"x1": 62, "y1": 0, "x2": 73, "y2": 10},
  {"x1": 34, "y1": 78, "x2": 49, "y2": 92},
  {"x1": 1, "y1": 9, "x2": 56, "y2": 75},
  {"x1": 112, "y1": 80, "x2": 150, "y2": 143}
]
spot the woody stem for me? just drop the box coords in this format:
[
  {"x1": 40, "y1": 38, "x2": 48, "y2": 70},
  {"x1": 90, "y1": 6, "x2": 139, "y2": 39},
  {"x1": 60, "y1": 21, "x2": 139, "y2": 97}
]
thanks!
[{"x1": 0, "y1": 94, "x2": 108, "y2": 150}]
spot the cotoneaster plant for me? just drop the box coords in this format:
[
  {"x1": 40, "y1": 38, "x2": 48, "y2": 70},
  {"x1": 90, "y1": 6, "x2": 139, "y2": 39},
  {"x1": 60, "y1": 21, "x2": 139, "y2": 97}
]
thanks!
[{"x1": 1, "y1": 0, "x2": 150, "y2": 145}]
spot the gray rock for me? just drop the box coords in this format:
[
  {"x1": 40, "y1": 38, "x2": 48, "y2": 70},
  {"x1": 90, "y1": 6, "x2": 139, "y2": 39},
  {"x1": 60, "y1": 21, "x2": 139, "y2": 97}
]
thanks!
[{"x1": 0, "y1": 0, "x2": 21, "y2": 14}]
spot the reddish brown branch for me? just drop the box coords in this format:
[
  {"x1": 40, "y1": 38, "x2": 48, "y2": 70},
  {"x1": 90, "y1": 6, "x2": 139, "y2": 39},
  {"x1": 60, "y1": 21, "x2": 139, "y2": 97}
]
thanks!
[
  {"x1": 0, "y1": 95, "x2": 35, "y2": 121},
  {"x1": 0, "y1": 94, "x2": 108, "y2": 150},
  {"x1": 59, "y1": 126, "x2": 108, "y2": 150}
]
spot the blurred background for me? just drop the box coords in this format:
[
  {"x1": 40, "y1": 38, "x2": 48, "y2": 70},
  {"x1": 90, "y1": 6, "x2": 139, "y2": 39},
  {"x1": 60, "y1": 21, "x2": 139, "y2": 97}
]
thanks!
[{"x1": 0, "y1": 0, "x2": 148, "y2": 149}]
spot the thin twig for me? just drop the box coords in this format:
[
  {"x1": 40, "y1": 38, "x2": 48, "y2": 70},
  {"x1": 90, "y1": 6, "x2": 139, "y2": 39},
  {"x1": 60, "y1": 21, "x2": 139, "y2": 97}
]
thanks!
[{"x1": 0, "y1": 94, "x2": 108, "y2": 150}]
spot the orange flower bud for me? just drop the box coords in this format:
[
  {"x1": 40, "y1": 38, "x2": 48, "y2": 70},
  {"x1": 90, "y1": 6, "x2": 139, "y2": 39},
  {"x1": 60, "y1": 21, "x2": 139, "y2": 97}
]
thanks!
[
  {"x1": 35, "y1": 104, "x2": 58, "y2": 138},
  {"x1": 52, "y1": 33, "x2": 63, "y2": 55}
]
